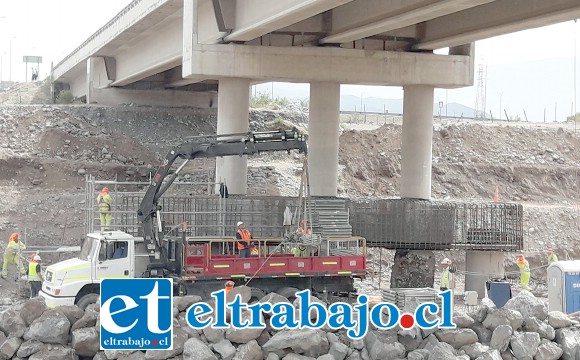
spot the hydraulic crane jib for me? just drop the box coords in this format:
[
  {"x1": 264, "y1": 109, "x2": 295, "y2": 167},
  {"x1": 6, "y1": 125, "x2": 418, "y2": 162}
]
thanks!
[{"x1": 137, "y1": 128, "x2": 309, "y2": 271}]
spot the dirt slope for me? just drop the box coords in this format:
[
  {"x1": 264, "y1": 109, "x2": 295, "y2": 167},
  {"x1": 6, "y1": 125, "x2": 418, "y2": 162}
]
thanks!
[
  {"x1": 0, "y1": 82, "x2": 578, "y2": 299},
  {"x1": 339, "y1": 123, "x2": 579, "y2": 203}
]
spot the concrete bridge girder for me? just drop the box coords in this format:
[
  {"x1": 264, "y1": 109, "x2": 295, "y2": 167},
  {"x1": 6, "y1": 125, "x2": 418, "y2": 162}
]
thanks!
[
  {"x1": 415, "y1": 0, "x2": 580, "y2": 50},
  {"x1": 318, "y1": 0, "x2": 496, "y2": 45},
  {"x1": 183, "y1": 44, "x2": 474, "y2": 87},
  {"x1": 85, "y1": 55, "x2": 216, "y2": 107}
]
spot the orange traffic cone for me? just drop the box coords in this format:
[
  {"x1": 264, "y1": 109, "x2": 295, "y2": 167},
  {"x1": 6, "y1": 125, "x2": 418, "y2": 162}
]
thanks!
[{"x1": 493, "y1": 186, "x2": 499, "y2": 203}]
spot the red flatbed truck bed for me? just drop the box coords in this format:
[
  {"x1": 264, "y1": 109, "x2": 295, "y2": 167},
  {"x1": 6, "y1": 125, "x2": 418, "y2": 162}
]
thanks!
[{"x1": 178, "y1": 236, "x2": 367, "y2": 300}]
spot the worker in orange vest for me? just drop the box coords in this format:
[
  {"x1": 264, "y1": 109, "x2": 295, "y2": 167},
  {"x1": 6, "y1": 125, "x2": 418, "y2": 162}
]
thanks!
[
  {"x1": 235, "y1": 221, "x2": 253, "y2": 258},
  {"x1": 297, "y1": 220, "x2": 311, "y2": 235},
  {"x1": 225, "y1": 280, "x2": 235, "y2": 294}
]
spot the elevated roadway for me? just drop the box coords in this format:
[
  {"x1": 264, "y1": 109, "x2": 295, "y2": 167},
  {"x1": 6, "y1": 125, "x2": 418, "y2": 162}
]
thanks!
[{"x1": 53, "y1": 0, "x2": 580, "y2": 105}]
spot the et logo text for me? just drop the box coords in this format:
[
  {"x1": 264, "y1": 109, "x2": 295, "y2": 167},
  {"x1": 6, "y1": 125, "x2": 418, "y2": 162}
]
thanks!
[{"x1": 100, "y1": 278, "x2": 173, "y2": 350}]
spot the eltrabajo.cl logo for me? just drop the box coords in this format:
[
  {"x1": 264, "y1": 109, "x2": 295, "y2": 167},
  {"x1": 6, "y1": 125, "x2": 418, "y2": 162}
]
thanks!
[{"x1": 100, "y1": 278, "x2": 173, "y2": 350}]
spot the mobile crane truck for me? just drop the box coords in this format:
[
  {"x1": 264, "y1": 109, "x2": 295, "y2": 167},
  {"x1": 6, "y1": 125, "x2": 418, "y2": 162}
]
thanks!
[{"x1": 39, "y1": 129, "x2": 367, "y2": 309}]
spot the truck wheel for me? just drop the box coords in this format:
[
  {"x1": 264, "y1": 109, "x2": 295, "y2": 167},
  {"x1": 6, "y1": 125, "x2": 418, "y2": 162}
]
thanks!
[
  {"x1": 76, "y1": 293, "x2": 99, "y2": 311},
  {"x1": 277, "y1": 287, "x2": 299, "y2": 302},
  {"x1": 250, "y1": 288, "x2": 265, "y2": 303}
]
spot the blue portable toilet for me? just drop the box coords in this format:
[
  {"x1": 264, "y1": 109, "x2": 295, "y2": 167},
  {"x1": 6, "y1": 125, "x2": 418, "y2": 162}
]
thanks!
[{"x1": 547, "y1": 260, "x2": 580, "y2": 314}]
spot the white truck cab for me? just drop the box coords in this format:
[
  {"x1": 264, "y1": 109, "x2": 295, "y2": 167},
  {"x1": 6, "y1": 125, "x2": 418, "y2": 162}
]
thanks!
[{"x1": 40, "y1": 231, "x2": 150, "y2": 309}]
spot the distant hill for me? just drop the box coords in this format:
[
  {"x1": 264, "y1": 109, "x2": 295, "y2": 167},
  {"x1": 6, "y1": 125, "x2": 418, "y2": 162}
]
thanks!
[
  {"x1": 340, "y1": 94, "x2": 478, "y2": 117},
  {"x1": 261, "y1": 88, "x2": 478, "y2": 117}
]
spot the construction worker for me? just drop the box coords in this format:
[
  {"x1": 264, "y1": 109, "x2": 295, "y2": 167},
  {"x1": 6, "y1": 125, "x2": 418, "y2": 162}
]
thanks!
[
  {"x1": 28, "y1": 254, "x2": 43, "y2": 298},
  {"x1": 517, "y1": 255, "x2": 530, "y2": 290},
  {"x1": 297, "y1": 220, "x2": 311, "y2": 235},
  {"x1": 235, "y1": 221, "x2": 252, "y2": 258},
  {"x1": 2, "y1": 233, "x2": 26, "y2": 280},
  {"x1": 291, "y1": 244, "x2": 306, "y2": 257},
  {"x1": 439, "y1": 258, "x2": 451, "y2": 291},
  {"x1": 547, "y1": 249, "x2": 558, "y2": 264},
  {"x1": 225, "y1": 280, "x2": 235, "y2": 294},
  {"x1": 97, "y1": 187, "x2": 113, "y2": 231}
]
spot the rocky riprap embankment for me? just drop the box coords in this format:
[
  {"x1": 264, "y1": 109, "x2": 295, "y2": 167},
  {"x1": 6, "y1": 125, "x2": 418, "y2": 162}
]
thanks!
[{"x1": 0, "y1": 287, "x2": 578, "y2": 360}]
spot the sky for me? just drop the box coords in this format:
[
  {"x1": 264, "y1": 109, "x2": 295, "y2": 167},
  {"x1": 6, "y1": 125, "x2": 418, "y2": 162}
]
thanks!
[{"x1": 1, "y1": 1, "x2": 579, "y2": 121}]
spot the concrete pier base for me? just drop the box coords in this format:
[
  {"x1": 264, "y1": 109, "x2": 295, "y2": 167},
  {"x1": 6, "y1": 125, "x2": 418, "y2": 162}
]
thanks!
[
  {"x1": 465, "y1": 251, "x2": 505, "y2": 299},
  {"x1": 391, "y1": 250, "x2": 436, "y2": 288}
]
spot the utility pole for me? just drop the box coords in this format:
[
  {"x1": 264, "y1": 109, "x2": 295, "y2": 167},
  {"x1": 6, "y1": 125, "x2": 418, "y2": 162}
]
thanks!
[
  {"x1": 446, "y1": 89, "x2": 448, "y2": 117},
  {"x1": 575, "y1": 19, "x2": 578, "y2": 122},
  {"x1": 9, "y1": 38, "x2": 12, "y2": 82},
  {"x1": 499, "y1": 92, "x2": 503, "y2": 121}
]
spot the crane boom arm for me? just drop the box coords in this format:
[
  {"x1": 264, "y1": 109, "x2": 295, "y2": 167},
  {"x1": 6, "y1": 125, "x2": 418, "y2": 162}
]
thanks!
[{"x1": 137, "y1": 129, "x2": 308, "y2": 263}]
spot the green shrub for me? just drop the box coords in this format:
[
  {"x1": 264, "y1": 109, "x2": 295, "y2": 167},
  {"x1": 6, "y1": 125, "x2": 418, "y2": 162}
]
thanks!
[{"x1": 250, "y1": 93, "x2": 290, "y2": 110}]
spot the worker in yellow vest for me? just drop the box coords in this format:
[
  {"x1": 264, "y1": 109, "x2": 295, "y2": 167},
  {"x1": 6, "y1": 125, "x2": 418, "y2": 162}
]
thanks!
[
  {"x1": 439, "y1": 258, "x2": 451, "y2": 291},
  {"x1": 291, "y1": 245, "x2": 306, "y2": 257},
  {"x1": 517, "y1": 255, "x2": 530, "y2": 290},
  {"x1": 97, "y1": 187, "x2": 113, "y2": 231},
  {"x1": 2, "y1": 233, "x2": 26, "y2": 280},
  {"x1": 547, "y1": 249, "x2": 558, "y2": 264},
  {"x1": 28, "y1": 254, "x2": 43, "y2": 298}
]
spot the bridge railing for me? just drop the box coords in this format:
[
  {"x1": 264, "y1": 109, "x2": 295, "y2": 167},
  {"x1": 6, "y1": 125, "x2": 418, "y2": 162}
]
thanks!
[{"x1": 54, "y1": 0, "x2": 143, "y2": 75}]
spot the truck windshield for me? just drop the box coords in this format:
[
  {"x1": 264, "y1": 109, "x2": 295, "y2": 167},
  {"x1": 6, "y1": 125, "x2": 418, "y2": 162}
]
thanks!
[{"x1": 79, "y1": 237, "x2": 96, "y2": 261}]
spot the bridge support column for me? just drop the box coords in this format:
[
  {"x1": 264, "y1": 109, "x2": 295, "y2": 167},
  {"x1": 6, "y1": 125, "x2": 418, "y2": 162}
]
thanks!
[
  {"x1": 86, "y1": 57, "x2": 97, "y2": 104},
  {"x1": 308, "y1": 82, "x2": 340, "y2": 197},
  {"x1": 400, "y1": 85, "x2": 434, "y2": 200},
  {"x1": 465, "y1": 251, "x2": 505, "y2": 299},
  {"x1": 214, "y1": 78, "x2": 251, "y2": 195}
]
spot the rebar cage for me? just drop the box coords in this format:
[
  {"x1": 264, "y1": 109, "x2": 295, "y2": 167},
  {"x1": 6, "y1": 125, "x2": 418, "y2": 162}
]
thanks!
[
  {"x1": 85, "y1": 176, "x2": 352, "y2": 239},
  {"x1": 347, "y1": 198, "x2": 523, "y2": 251},
  {"x1": 85, "y1": 177, "x2": 523, "y2": 251}
]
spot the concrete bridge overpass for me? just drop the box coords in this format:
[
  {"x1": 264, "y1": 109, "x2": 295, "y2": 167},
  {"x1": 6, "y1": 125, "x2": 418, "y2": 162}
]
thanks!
[
  {"x1": 51, "y1": 0, "x2": 580, "y2": 197},
  {"x1": 51, "y1": 0, "x2": 580, "y2": 296}
]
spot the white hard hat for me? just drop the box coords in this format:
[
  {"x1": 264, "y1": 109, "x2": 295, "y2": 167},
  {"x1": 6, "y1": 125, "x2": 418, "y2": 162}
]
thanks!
[
  {"x1": 441, "y1": 258, "x2": 451, "y2": 264},
  {"x1": 237, "y1": 221, "x2": 243, "y2": 227},
  {"x1": 33, "y1": 255, "x2": 41, "y2": 262}
]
